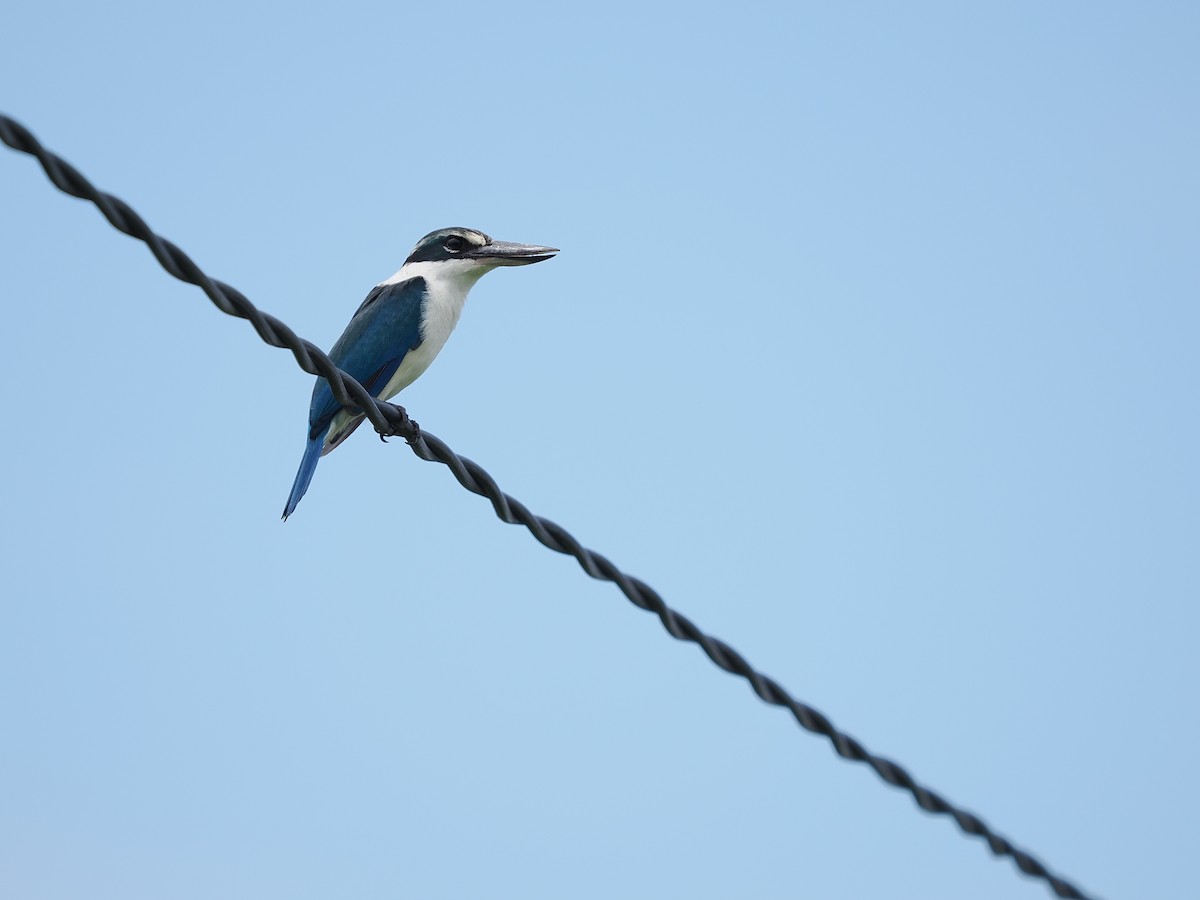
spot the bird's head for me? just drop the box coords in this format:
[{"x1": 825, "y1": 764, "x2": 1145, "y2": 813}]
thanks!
[{"x1": 403, "y1": 227, "x2": 558, "y2": 273}]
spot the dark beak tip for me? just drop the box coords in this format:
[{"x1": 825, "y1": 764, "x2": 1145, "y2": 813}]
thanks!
[{"x1": 510, "y1": 246, "x2": 559, "y2": 265}]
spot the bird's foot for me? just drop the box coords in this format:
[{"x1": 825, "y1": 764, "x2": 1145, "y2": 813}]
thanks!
[{"x1": 376, "y1": 402, "x2": 419, "y2": 443}]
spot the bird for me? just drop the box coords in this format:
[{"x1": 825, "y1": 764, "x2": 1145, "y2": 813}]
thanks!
[{"x1": 282, "y1": 227, "x2": 558, "y2": 519}]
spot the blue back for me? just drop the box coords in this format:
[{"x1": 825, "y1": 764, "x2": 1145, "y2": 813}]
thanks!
[{"x1": 307, "y1": 276, "x2": 427, "y2": 439}]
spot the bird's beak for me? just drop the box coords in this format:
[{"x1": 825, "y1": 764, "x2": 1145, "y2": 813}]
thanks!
[{"x1": 470, "y1": 239, "x2": 559, "y2": 266}]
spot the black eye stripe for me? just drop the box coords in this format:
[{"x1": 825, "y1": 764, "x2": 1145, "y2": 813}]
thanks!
[{"x1": 404, "y1": 229, "x2": 490, "y2": 265}]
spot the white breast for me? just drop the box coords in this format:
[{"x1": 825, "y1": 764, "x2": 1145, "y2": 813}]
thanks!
[{"x1": 375, "y1": 259, "x2": 489, "y2": 402}]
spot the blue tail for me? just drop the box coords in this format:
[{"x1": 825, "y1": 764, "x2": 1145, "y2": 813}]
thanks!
[{"x1": 282, "y1": 433, "x2": 325, "y2": 520}]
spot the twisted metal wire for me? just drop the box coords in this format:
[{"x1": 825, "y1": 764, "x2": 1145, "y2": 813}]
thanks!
[{"x1": 1, "y1": 113, "x2": 1096, "y2": 900}]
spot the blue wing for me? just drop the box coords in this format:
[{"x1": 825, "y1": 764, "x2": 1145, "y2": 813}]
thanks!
[
  {"x1": 283, "y1": 276, "x2": 427, "y2": 519},
  {"x1": 307, "y1": 276, "x2": 427, "y2": 440}
]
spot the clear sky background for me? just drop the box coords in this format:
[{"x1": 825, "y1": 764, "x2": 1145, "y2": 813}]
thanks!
[{"x1": 2, "y1": 3, "x2": 1197, "y2": 899}]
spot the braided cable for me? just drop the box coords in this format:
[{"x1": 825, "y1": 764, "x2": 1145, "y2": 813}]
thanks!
[{"x1": 0, "y1": 113, "x2": 1096, "y2": 900}]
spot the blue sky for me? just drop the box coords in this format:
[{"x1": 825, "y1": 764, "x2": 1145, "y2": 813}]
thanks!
[{"x1": 2, "y1": 3, "x2": 1197, "y2": 898}]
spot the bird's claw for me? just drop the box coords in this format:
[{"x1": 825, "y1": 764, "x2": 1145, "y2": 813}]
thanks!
[{"x1": 374, "y1": 402, "x2": 420, "y2": 443}]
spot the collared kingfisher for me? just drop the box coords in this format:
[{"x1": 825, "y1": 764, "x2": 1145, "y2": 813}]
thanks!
[{"x1": 282, "y1": 227, "x2": 558, "y2": 519}]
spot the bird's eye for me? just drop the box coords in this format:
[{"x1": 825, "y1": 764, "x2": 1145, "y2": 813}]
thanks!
[{"x1": 444, "y1": 235, "x2": 466, "y2": 253}]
